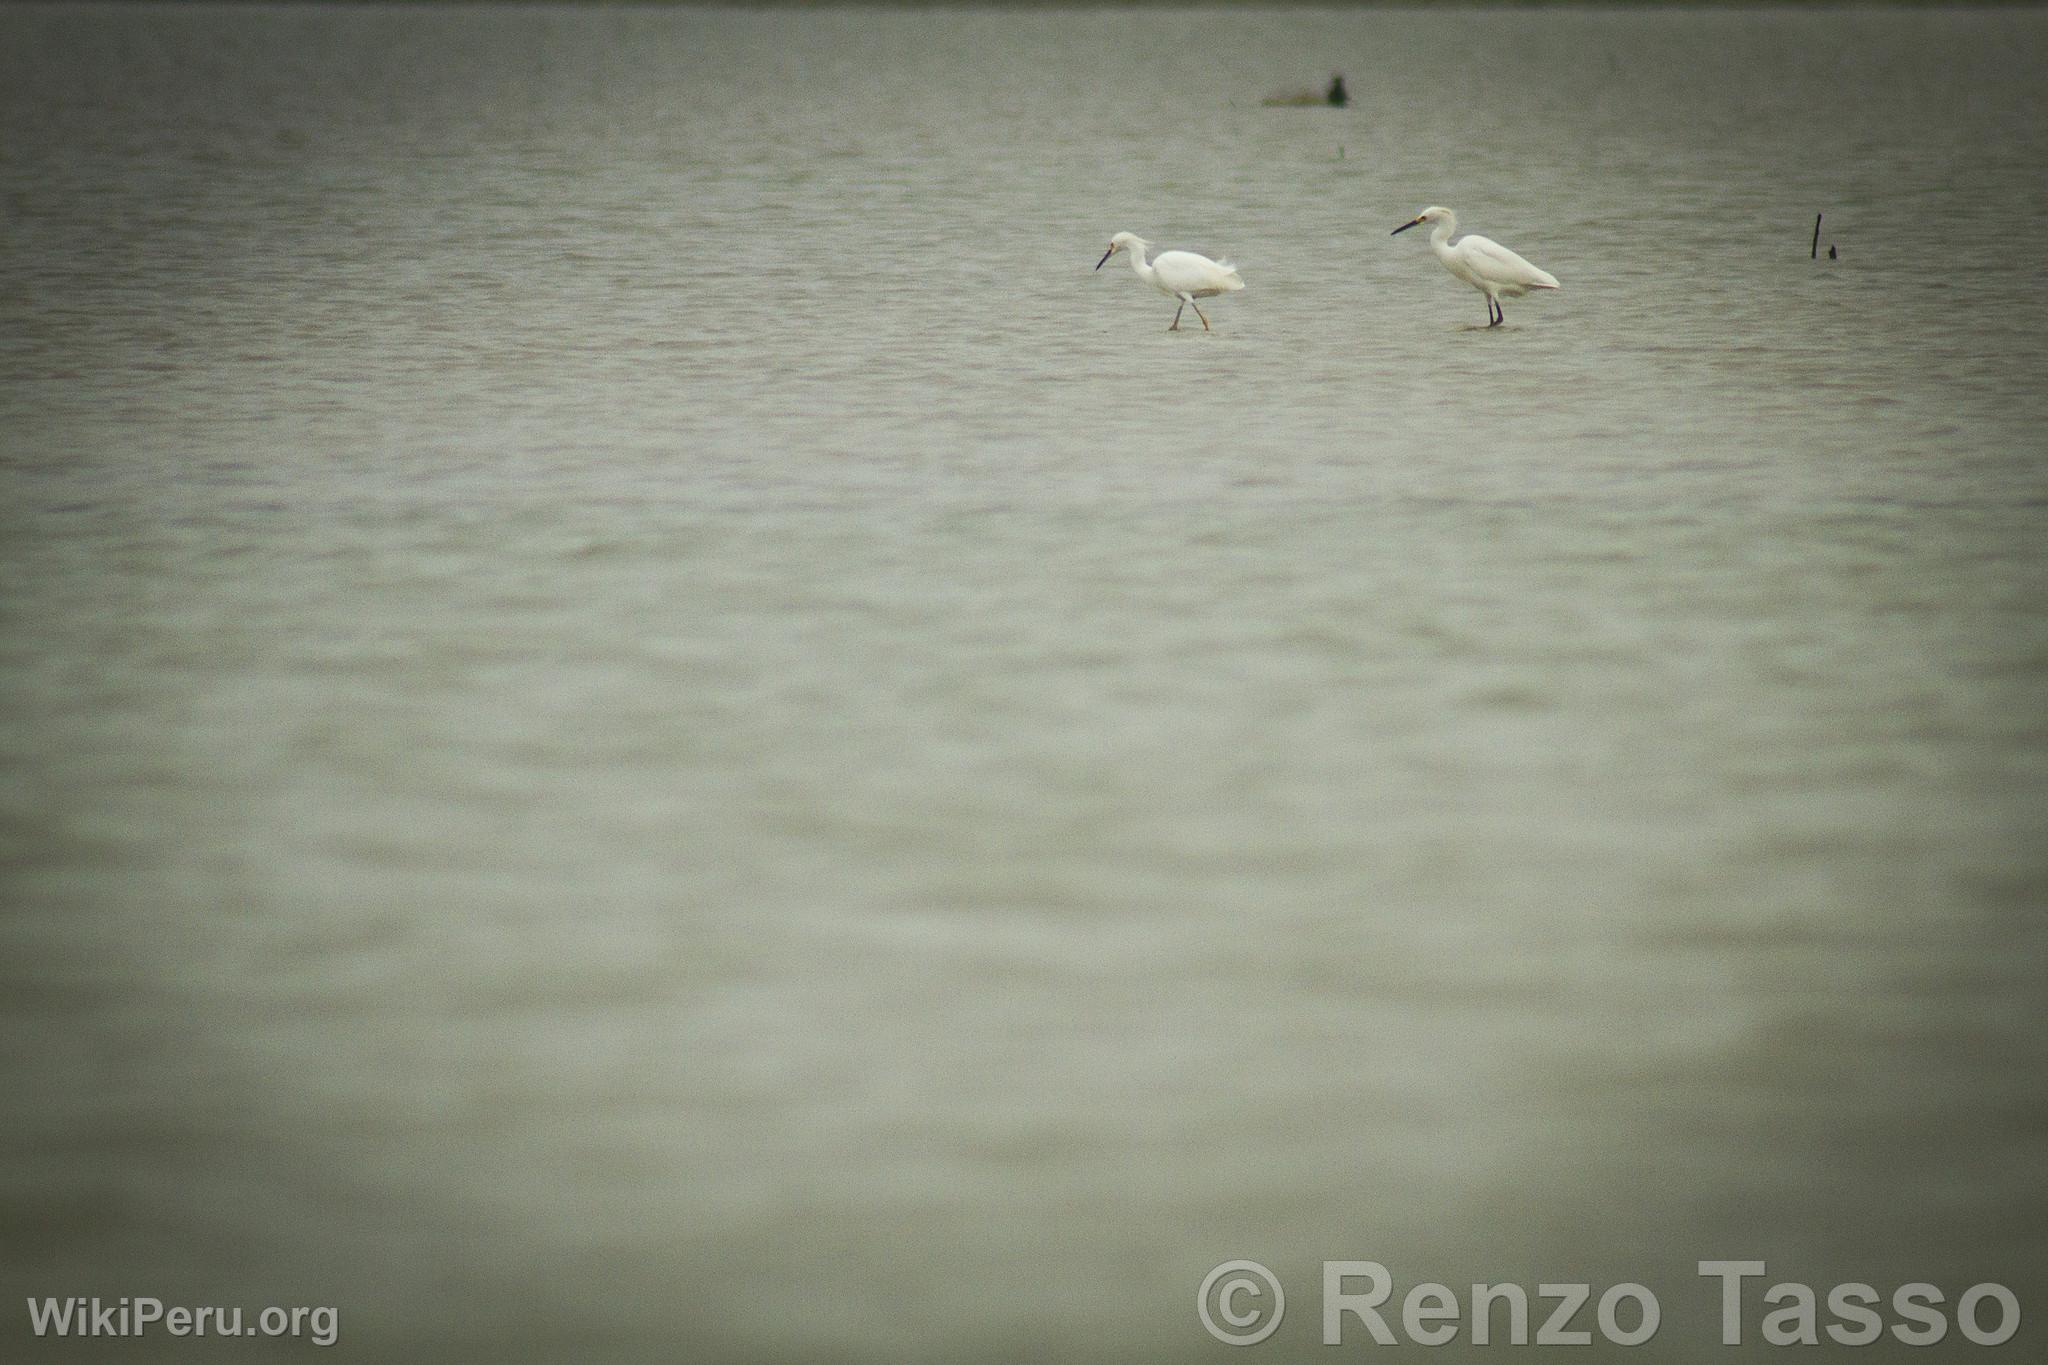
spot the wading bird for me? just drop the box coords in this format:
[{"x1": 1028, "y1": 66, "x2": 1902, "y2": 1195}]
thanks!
[
  {"x1": 1095, "y1": 232, "x2": 1244, "y2": 332},
  {"x1": 1391, "y1": 207, "x2": 1558, "y2": 327}
]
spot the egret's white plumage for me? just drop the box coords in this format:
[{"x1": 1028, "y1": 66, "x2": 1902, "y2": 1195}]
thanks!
[
  {"x1": 1095, "y1": 231, "x2": 1244, "y2": 332},
  {"x1": 1392, "y1": 206, "x2": 1559, "y2": 327}
]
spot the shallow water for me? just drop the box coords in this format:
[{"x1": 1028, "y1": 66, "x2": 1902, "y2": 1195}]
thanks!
[{"x1": 2, "y1": 5, "x2": 2046, "y2": 1361}]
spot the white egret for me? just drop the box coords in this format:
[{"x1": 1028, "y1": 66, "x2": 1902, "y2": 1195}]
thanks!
[
  {"x1": 1095, "y1": 232, "x2": 1244, "y2": 332},
  {"x1": 1391, "y1": 207, "x2": 1559, "y2": 327}
]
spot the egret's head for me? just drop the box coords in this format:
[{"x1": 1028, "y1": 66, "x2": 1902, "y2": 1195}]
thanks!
[
  {"x1": 1391, "y1": 206, "x2": 1451, "y2": 236},
  {"x1": 1096, "y1": 231, "x2": 1143, "y2": 269}
]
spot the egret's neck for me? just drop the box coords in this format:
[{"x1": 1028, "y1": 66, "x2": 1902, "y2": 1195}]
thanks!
[
  {"x1": 1429, "y1": 215, "x2": 1458, "y2": 256},
  {"x1": 1124, "y1": 243, "x2": 1154, "y2": 284}
]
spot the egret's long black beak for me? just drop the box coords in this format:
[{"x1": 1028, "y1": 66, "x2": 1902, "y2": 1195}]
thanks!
[
  {"x1": 1391, "y1": 219, "x2": 1419, "y2": 236},
  {"x1": 1095, "y1": 245, "x2": 1114, "y2": 270}
]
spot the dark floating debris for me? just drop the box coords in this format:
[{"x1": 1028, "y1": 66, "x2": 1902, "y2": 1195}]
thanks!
[
  {"x1": 1829, "y1": 244, "x2": 1838, "y2": 259},
  {"x1": 1262, "y1": 74, "x2": 1351, "y2": 108}
]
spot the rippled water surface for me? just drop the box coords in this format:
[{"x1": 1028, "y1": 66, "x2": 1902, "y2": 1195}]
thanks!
[{"x1": 3, "y1": 5, "x2": 2046, "y2": 1361}]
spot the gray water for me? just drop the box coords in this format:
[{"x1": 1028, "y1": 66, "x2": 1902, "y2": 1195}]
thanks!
[{"x1": 3, "y1": 5, "x2": 2046, "y2": 1362}]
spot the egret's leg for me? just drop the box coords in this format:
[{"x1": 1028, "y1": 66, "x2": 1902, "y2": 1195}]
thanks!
[
  {"x1": 1169, "y1": 301, "x2": 1184, "y2": 331},
  {"x1": 1191, "y1": 299, "x2": 1211, "y2": 332}
]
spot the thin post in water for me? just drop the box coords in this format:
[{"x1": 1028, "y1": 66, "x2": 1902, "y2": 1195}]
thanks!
[{"x1": 1812, "y1": 213, "x2": 1823, "y2": 260}]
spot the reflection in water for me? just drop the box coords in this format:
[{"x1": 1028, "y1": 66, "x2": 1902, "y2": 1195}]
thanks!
[{"x1": 2, "y1": 6, "x2": 2045, "y2": 1363}]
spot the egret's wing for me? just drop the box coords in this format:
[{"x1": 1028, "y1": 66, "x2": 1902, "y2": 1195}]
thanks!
[
  {"x1": 1154, "y1": 249, "x2": 1245, "y2": 293},
  {"x1": 1462, "y1": 234, "x2": 1559, "y2": 289}
]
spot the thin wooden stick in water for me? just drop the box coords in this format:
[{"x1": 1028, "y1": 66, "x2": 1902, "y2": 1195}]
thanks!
[{"x1": 1812, "y1": 213, "x2": 1822, "y2": 260}]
